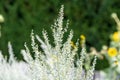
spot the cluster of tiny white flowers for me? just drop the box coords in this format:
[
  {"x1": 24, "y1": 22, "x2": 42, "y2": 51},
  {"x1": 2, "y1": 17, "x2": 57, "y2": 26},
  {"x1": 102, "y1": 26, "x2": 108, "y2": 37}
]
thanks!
[{"x1": 0, "y1": 5, "x2": 96, "y2": 80}]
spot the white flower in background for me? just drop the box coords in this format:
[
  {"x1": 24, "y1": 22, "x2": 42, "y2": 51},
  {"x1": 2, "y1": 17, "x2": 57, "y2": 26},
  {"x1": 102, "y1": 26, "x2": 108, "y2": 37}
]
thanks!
[
  {"x1": 111, "y1": 13, "x2": 117, "y2": 19},
  {"x1": 0, "y1": 14, "x2": 4, "y2": 23},
  {"x1": 0, "y1": 14, "x2": 4, "y2": 37}
]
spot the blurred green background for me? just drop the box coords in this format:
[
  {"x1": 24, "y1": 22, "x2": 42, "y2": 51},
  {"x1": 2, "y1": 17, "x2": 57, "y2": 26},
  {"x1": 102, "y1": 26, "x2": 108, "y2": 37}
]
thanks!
[{"x1": 0, "y1": 0, "x2": 119, "y2": 69}]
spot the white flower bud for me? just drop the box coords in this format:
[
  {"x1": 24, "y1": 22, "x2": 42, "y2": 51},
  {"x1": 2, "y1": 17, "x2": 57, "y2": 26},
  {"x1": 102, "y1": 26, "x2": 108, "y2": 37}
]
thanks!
[
  {"x1": 111, "y1": 13, "x2": 117, "y2": 18},
  {"x1": 0, "y1": 14, "x2": 4, "y2": 23}
]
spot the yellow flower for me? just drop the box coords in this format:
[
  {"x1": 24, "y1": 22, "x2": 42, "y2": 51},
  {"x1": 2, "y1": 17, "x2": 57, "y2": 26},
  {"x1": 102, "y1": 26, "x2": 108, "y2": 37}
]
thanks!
[
  {"x1": 108, "y1": 48, "x2": 118, "y2": 57},
  {"x1": 114, "y1": 60, "x2": 119, "y2": 65},
  {"x1": 80, "y1": 35, "x2": 86, "y2": 44},
  {"x1": 112, "y1": 32, "x2": 120, "y2": 42},
  {"x1": 80, "y1": 35, "x2": 85, "y2": 40},
  {"x1": 70, "y1": 41, "x2": 77, "y2": 49}
]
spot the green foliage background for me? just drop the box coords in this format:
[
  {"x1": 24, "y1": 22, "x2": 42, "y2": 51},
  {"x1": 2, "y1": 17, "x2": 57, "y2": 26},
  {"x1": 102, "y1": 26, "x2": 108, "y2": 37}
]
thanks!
[{"x1": 0, "y1": 0, "x2": 120, "y2": 69}]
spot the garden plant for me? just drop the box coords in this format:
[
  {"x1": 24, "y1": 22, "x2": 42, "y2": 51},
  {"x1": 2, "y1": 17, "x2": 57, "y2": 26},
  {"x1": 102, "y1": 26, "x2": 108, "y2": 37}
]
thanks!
[{"x1": 0, "y1": 5, "x2": 96, "y2": 80}]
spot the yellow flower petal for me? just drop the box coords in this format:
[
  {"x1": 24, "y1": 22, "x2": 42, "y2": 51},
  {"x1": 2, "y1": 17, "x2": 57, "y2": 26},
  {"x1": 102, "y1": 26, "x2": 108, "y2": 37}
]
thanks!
[
  {"x1": 70, "y1": 41, "x2": 77, "y2": 49},
  {"x1": 112, "y1": 32, "x2": 120, "y2": 42},
  {"x1": 80, "y1": 35, "x2": 86, "y2": 44},
  {"x1": 108, "y1": 47, "x2": 118, "y2": 57},
  {"x1": 80, "y1": 35, "x2": 85, "y2": 40}
]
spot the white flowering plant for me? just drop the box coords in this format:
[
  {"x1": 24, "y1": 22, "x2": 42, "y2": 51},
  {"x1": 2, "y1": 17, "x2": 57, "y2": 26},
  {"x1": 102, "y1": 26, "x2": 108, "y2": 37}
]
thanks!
[{"x1": 0, "y1": 5, "x2": 96, "y2": 80}]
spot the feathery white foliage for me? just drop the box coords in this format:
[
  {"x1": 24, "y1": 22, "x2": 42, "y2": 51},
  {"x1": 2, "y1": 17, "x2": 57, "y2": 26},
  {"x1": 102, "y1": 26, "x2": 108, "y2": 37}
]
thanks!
[
  {"x1": 0, "y1": 5, "x2": 96, "y2": 80},
  {"x1": 0, "y1": 42, "x2": 31, "y2": 80},
  {"x1": 21, "y1": 5, "x2": 96, "y2": 80}
]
